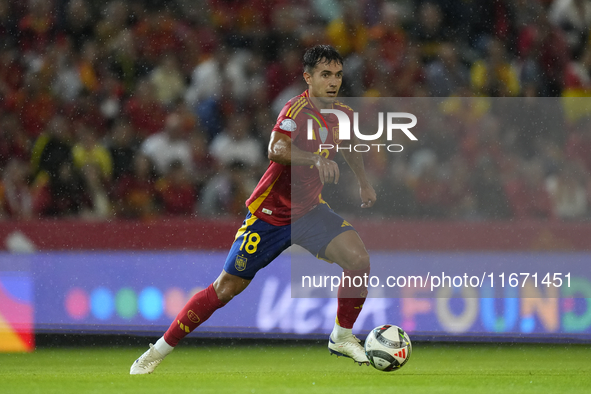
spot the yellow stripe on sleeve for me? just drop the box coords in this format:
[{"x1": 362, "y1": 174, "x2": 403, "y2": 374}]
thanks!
[
  {"x1": 286, "y1": 98, "x2": 306, "y2": 118},
  {"x1": 291, "y1": 98, "x2": 310, "y2": 119}
]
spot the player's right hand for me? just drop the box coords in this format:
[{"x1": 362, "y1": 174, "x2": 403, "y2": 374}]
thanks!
[{"x1": 314, "y1": 155, "x2": 340, "y2": 185}]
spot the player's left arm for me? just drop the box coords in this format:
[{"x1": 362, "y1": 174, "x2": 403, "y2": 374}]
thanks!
[{"x1": 340, "y1": 149, "x2": 376, "y2": 208}]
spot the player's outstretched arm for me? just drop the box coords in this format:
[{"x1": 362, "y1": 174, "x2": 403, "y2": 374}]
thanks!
[
  {"x1": 340, "y1": 149, "x2": 376, "y2": 208},
  {"x1": 268, "y1": 131, "x2": 340, "y2": 185}
]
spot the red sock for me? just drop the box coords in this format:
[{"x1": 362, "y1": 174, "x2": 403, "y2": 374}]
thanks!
[
  {"x1": 163, "y1": 284, "x2": 225, "y2": 346},
  {"x1": 337, "y1": 267, "x2": 370, "y2": 329}
]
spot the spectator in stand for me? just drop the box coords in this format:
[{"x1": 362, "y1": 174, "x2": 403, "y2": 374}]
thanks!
[
  {"x1": 443, "y1": 155, "x2": 476, "y2": 219},
  {"x1": 18, "y1": 0, "x2": 55, "y2": 53},
  {"x1": 1, "y1": 159, "x2": 33, "y2": 220},
  {"x1": 426, "y1": 42, "x2": 470, "y2": 97},
  {"x1": 409, "y1": 150, "x2": 450, "y2": 218},
  {"x1": 475, "y1": 0, "x2": 519, "y2": 53},
  {"x1": 373, "y1": 159, "x2": 417, "y2": 218},
  {"x1": 471, "y1": 38, "x2": 520, "y2": 96},
  {"x1": 501, "y1": 94, "x2": 566, "y2": 159},
  {"x1": 155, "y1": 160, "x2": 197, "y2": 216},
  {"x1": 391, "y1": 45, "x2": 427, "y2": 97},
  {"x1": 354, "y1": 41, "x2": 394, "y2": 97},
  {"x1": 96, "y1": 72, "x2": 125, "y2": 123},
  {"x1": 518, "y1": 13, "x2": 570, "y2": 96},
  {"x1": 188, "y1": 130, "x2": 216, "y2": 191},
  {"x1": 469, "y1": 157, "x2": 512, "y2": 219},
  {"x1": 0, "y1": 186, "x2": 4, "y2": 220},
  {"x1": 460, "y1": 115, "x2": 503, "y2": 167},
  {"x1": 198, "y1": 161, "x2": 255, "y2": 218},
  {"x1": 140, "y1": 112, "x2": 193, "y2": 176},
  {"x1": 368, "y1": 2, "x2": 407, "y2": 72},
  {"x1": 9, "y1": 72, "x2": 57, "y2": 138},
  {"x1": 535, "y1": 137, "x2": 567, "y2": 175},
  {"x1": 52, "y1": 39, "x2": 84, "y2": 102},
  {"x1": 175, "y1": 100, "x2": 201, "y2": 135},
  {"x1": 133, "y1": 7, "x2": 182, "y2": 68},
  {"x1": 418, "y1": 103, "x2": 460, "y2": 163},
  {"x1": 108, "y1": 120, "x2": 137, "y2": 181},
  {"x1": 95, "y1": 1, "x2": 130, "y2": 53},
  {"x1": 64, "y1": 91, "x2": 109, "y2": 136},
  {"x1": 76, "y1": 40, "x2": 101, "y2": 94},
  {"x1": 208, "y1": 0, "x2": 271, "y2": 42},
  {"x1": 412, "y1": 165, "x2": 448, "y2": 219},
  {"x1": 266, "y1": 46, "x2": 303, "y2": 104},
  {"x1": 72, "y1": 124, "x2": 113, "y2": 181},
  {"x1": 185, "y1": 45, "x2": 257, "y2": 126},
  {"x1": 0, "y1": 113, "x2": 29, "y2": 170},
  {"x1": 546, "y1": 162, "x2": 589, "y2": 220},
  {"x1": 239, "y1": 51, "x2": 267, "y2": 110},
  {"x1": 79, "y1": 163, "x2": 112, "y2": 220},
  {"x1": 150, "y1": 53, "x2": 187, "y2": 106},
  {"x1": 257, "y1": 5, "x2": 300, "y2": 63},
  {"x1": 60, "y1": 0, "x2": 95, "y2": 53},
  {"x1": 549, "y1": 0, "x2": 591, "y2": 60},
  {"x1": 563, "y1": 43, "x2": 591, "y2": 95},
  {"x1": 0, "y1": 1, "x2": 18, "y2": 49},
  {"x1": 0, "y1": 47, "x2": 24, "y2": 102},
  {"x1": 251, "y1": 106, "x2": 275, "y2": 142},
  {"x1": 123, "y1": 78, "x2": 167, "y2": 137},
  {"x1": 326, "y1": 1, "x2": 369, "y2": 58},
  {"x1": 209, "y1": 112, "x2": 265, "y2": 170},
  {"x1": 108, "y1": 28, "x2": 152, "y2": 94},
  {"x1": 504, "y1": 159, "x2": 554, "y2": 219},
  {"x1": 432, "y1": 0, "x2": 481, "y2": 47},
  {"x1": 409, "y1": 1, "x2": 449, "y2": 64},
  {"x1": 513, "y1": 0, "x2": 545, "y2": 31},
  {"x1": 565, "y1": 115, "x2": 591, "y2": 174},
  {"x1": 111, "y1": 154, "x2": 157, "y2": 219},
  {"x1": 30, "y1": 115, "x2": 73, "y2": 178},
  {"x1": 184, "y1": 45, "x2": 230, "y2": 106},
  {"x1": 32, "y1": 160, "x2": 91, "y2": 217}
]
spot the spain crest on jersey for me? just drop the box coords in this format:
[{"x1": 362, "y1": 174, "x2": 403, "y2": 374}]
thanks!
[
  {"x1": 235, "y1": 255, "x2": 247, "y2": 271},
  {"x1": 333, "y1": 126, "x2": 342, "y2": 145}
]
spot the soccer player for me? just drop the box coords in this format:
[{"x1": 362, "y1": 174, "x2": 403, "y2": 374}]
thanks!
[{"x1": 130, "y1": 45, "x2": 377, "y2": 374}]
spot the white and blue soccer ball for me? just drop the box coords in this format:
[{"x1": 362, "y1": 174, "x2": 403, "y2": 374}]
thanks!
[{"x1": 364, "y1": 324, "x2": 412, "y2": 372}]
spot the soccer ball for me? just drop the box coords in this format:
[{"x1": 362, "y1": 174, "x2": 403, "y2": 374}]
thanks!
[{"x1": 364, "y1": 324, "x2": 412, "y2": 372}]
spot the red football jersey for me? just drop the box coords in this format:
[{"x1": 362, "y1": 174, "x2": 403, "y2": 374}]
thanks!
[{"x1": 245, "y1": 90, "x2": 353, "y2": 226}]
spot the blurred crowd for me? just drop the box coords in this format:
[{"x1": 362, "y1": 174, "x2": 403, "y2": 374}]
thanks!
[{"x1": 0, "y1": 0, "x2": 590, "y2": 221}]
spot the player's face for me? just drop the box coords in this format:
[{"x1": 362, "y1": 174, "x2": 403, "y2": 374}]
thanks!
[{"x1": 304, "y1": 59, "x2": 343, "y2": 106}]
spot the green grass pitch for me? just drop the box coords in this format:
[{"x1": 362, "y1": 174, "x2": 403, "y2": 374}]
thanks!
[{"x1": 1, "y1": 342, "x2": 590, "y2": 394}]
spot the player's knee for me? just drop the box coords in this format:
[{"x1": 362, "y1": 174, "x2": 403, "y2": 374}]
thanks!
[
  {"x1": 213, "y1": 281, "x2": 241, "y2": 303},
  {"x1": 214, "y1": 286, "x2": 237, "y2": 304},
  {"x1": 344, "y1": 250, "x2": 370, "y2": 272},
  {"x1": 213, "y1": 273, "x2": 250, "y2": 304}
]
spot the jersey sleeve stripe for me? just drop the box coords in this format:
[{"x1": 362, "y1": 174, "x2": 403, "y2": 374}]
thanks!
[
  {"x1": 334, "y1": 101, "x2": 354, "y2": 112},
  {"x1": 286, "y1": 98, "x2": 304, "y2": 117},
  {"x1": 291, "y1": 101, "x2": 308, "y2": 119},
  {"x1": 286, "y1": 98, "x2": 306, "y2": 118},
  {"x1": 247, "y1": 174, "x2": 281, "y2": 215}
]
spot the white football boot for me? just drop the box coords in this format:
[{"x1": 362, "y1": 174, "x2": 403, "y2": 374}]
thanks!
[
  {"x1": 130, "y1": 344, "x2": 164, "y2": 375},
  {"x1": 328, "y1": 334, "x2": 370, "y2": 366}
]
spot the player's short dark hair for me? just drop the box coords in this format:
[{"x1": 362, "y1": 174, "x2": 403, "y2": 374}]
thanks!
[{"x1": 303, "y1": 45, "x2": 343, "y2": 73}]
